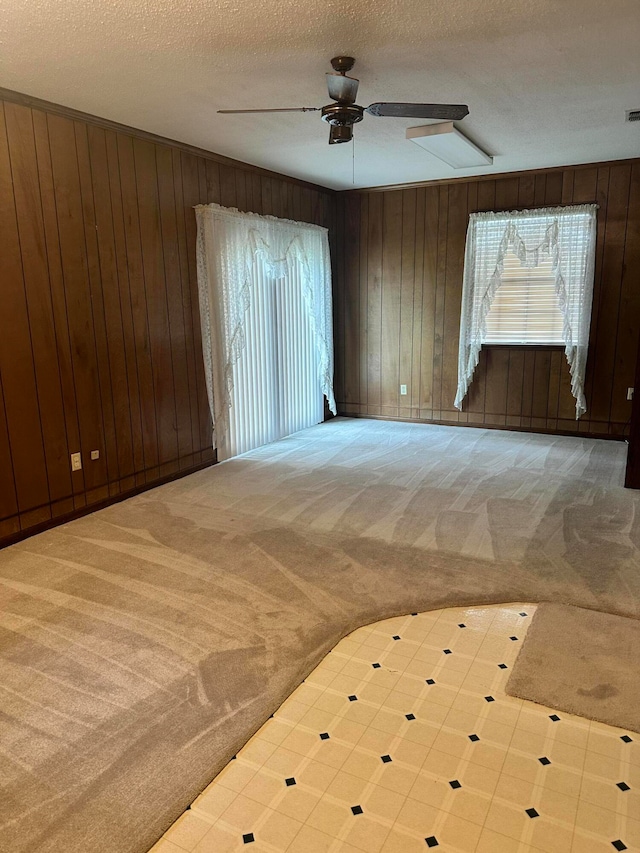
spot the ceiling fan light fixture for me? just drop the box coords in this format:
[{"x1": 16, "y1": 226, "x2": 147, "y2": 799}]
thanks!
[
  {"x1": 406, "y1": 122, "x2": 492, "y2": 168},
  {"x1": 329, "y1": 125, "x2": 353, "y2": 144}
]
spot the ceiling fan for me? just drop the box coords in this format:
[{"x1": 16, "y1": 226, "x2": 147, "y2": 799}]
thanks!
[{"x1": 218, "y1": 56, "x2": 470, "y2": 145}]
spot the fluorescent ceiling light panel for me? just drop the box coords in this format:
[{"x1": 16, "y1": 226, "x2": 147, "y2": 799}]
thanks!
[{"x1": 406, "y1": 122, "x2": 493, "y2": 168}]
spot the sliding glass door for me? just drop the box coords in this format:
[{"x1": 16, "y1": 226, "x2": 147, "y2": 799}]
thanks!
[{"x1": 224, "y1": 254, "x2": 324, "y2": 459}]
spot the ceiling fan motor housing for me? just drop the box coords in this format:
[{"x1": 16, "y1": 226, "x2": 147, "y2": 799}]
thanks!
[{"x1": 321, "y1": 103, "x2": 364, "y2": 126}]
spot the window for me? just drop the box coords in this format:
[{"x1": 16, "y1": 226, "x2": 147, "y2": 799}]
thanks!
[
  {"x1": 454, "y1": 204, "x2": 597, "y2": 418},
  {"x1": 483, "y1": 251, "x2": 565, "y2": 345}
]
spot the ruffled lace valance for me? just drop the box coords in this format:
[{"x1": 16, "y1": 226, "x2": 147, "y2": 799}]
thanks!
[
  {"x1": 454, "y1": 204, "x2": 598, "y2": 419},
  {"x1": 195, "y1": 203, "x2": 336, "y2": 448}
]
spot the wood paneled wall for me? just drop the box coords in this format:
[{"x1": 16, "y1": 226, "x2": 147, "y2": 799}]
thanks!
[
  {"x1": 333, "y1": 161, "x2": 640, "y2": 438},
  {"x1": 2, "y1": 85, "x2": 638, "y2": 545},
  {"x1": 0, "y1": 90, "x2": 333, "y2": 544}
]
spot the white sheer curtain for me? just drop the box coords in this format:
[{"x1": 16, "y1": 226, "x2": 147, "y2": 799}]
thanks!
[
  {"x1": 195, "y1": 203, "x2": 336, "y2": 459},
  {"x1": 454, "y1": 204, "x2": 598, "y2": 418}
]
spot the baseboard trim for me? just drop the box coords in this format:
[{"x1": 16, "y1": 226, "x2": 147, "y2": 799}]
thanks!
[
  {"x1": 0, "y1": 458, "x2": 217, "y2": 549},
  {"x1": 337, "y1": 411, "x2": 627, "y2": 442}
]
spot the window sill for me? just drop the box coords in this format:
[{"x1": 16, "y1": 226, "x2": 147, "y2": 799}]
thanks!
[{"x1": 483, "y1": 343, "x2": 565, "y2": 350}]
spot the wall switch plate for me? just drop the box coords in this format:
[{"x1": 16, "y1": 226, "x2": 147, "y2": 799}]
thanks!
[
  {"x1": 400, "y1": 384, "x2": 407, "y2": 395},
  {"x1": 70, "y1": 452, "x2": 82, "y2": 471},
  {"x1": 628, "y1": 387, "x2": 635, "y2": 401},
  {"x1": 90, "y1": 450, "x2": 100, "y2": 460}
]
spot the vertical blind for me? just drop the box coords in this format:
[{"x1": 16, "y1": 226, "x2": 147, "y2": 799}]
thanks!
[
  {"x1": 195, "y1": 203, "x2": 335, "y2": 461},
  {"x1": 226, "y1": 255, "x2": 324, "y2": 459}
]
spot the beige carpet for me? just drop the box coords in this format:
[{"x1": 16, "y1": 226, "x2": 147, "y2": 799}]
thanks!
[
  {"x1": 506, "y1": 602, "x2": 640, "y2": 733},
  {"x1": 1, "y1": 418, "x2": 640, "y2": 853}
]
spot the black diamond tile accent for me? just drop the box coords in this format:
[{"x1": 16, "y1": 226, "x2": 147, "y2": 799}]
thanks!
[
  {"x1": 458, "y1": 623, "x2": 466, "y2": 628},
  {"x1": 285, "y1": 777, "x2": 296, "y2": 786},
  {"x1": 549, "y1": 714, "x2": 560, "y2": 722},
  {"x1": 526, "y1": 808, "x2": 539, "y2": 818},
  {"x1": 510, "y1": 636, "x2": 518, "y2": 641},
  {"x1": 381, "y1": 754, "x2": 392, "y2": 763},
  {"x1": 405, "y1": 713, "x2": 416, "y2": 720},
  {"x1": 485, "y1": 696, "x2": 495, "y2": 703},
  {"x1": 393, "y1": 635, "x2": 401, "y2": 640},
  {"x1": 319, "y1": 732, "x2": 330, "y2": 740},
  {"x1": 468, "y1": 733, "x2": 480, "y2": 742},
  {"x1": 449, "y1": 779, "x2": 461, "y2": 789},
  {"x1": 372, "y1": 663, "x2": 381, "y2": 669},
  {"x1": 243, "y1": 833, "x2": 255, "y2": 844},
  {"x1": 351, "y1": 805, "x2": 363, "y2": 815},
  {"x1": 426, "y1": 678, "x2": 436, "y2": 685},
  {"x1": 425, "y1": 837, "x2": 439, "y2": 848},
  {"x1": 498, "y1": 663, "x2": 508, "y2": 669},
  {"x1": 348, "y1": 695, "x2": 358, "y2": 702},
  {"x1": 539, "y1": 757, "x2": 551, "y2": 766},
  {"x1": 612, "y1": 842, "x2": 627, "y2": 851},
  {"x1": 617, "y1": 782, "x2": 630, "y2": 791},
  {"x1": 443, "y1": 649, "x2": 452, "y2": 654},
  {"x1": 519, "y1": 612, "x2": 528, "y2": 616},
  {"x1": 621, "y1": 735, "x2": 633, "y2": 743}
]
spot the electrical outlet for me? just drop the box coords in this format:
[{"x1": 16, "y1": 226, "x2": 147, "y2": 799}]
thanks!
[
  {"x1": 70, "y1": 452, "x2": 82, "y2": 471},
  {"x1": 400, "y1": 384, "x2": 407, "y2": 395},
  {"x1": 90, "y1": 450, "x2": 100, "y2": 460},
  {"x1": 628, "y1": 387, "x2": 634, "y2": 401}
]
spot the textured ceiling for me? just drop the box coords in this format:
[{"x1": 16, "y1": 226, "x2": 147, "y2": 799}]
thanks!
[{"x1": 1, "y1": 0, "x2": 638, "y2": 190}]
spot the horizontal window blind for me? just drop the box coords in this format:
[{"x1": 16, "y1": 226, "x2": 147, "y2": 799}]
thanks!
[
  {"x1": 456, "y1": 204, "x2": 597, "y2": 417},
  {"x1": 484, "y1": 251, "x2": 565, "y2": 344}
]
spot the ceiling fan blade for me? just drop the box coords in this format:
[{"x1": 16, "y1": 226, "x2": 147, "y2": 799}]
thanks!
[
  {"x1": 326, "y1": 73, "x2": 359, "y2": 104},
  {"x1": 366, "y1": 102, "x2": 469, "y2": 120},
  {"x1": 217, "y1": 107, "x2": 320, "y2": 114}
]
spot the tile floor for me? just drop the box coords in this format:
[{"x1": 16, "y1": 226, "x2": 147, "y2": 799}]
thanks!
[{"x1": 149, "y1": 604, "x2": 639, "y2": 853}]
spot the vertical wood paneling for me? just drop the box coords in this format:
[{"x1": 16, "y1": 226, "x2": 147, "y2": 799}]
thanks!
[
  {"x1": 366, "y1": 193, "x2": 383, "y2": 413},
  {"x1": 49, "y1": 114, "x2": 109, "y2": 500},
  {"x1": 611, "y1": 164, "x2": 638, "y2": 428},
  {"x1": 410, "y1": 188, "x2": 425, "y2": 418},
  {"x1": 87, "y1": 125, "x2": 135, "y2": 491},
  {"x1": 336, "y1": 161, "x2": 640, "y2": 439},
  {"x1": 181, "y1": 152, "x2": 212, "y2": 459},
  {"x1": 399, "y1": 189, "x2": 416, "y2": 418},
  {"x1": 381, "y1": 191, "x2": 402, "y2": 412},
  {"x1": 333, "y1": 195, "x2": 345, "y2": 406},
  {"x1": 442, "y1": 182, "x2": 467, "y2": 417},
  {"x1": 419, "y1": 186, "x2": 438, "y2": 414},
  {"x1": 172, "y1": 148, "x2": 201, "y2": 460},
  {"x1": 105, "y1": 129, "x2": 145, "y2": 485},
  {"x1": 0, "y1": 104, "x2": 51, "y2": 519},
  {"x1": 4, "y1": 103, "x2": 72, "y2": 510},
  {"x1": 156, "y1": 145, "x2": 192, "y2": 467},
  {"x1": 432, "y1": 186, "x2": 449, "y2": 416},
  {"x1": 590, "y1": 165, "x2": 630, "y2": 426},
  {"x1": 133, "y1": 139, "x2": 179, "y2": 477},
  {"x1": 0, "y1": 92, "x2": 333, "y2": 543},
  {"x1": 118, "y1": 134, "x2": 160, "y2": 481},
  {"x1": 344, "y1": 195, "x2": 360, "y2": 406},
  {"x1": 0, "y1": 373, "x2": 18, "y2": 525},
  {"x1": 76, "y1": 121, "x2": 119, "y2": 497},
  {"x1": 358, "y1": 193, "x2": 369, "y2": 409},
  {"x1": 32, "y1": 110, "x2": 86, "y2": 507}
]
